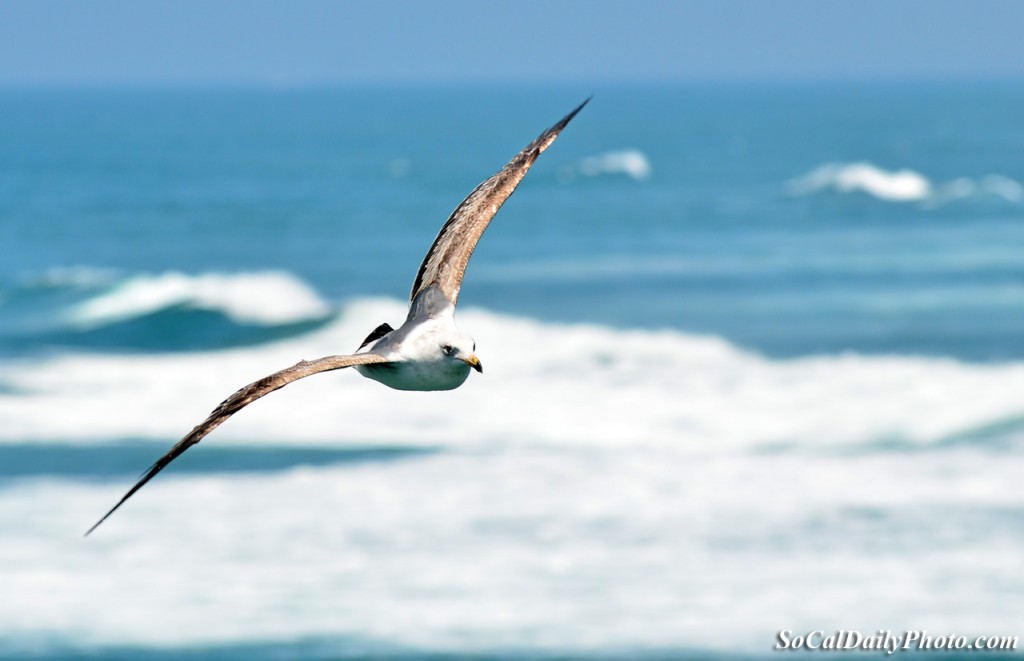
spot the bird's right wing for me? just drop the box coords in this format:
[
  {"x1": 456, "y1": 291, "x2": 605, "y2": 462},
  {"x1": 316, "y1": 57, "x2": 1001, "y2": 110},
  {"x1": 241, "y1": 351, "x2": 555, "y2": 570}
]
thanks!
[
  {"x1": 85, "y1": 352, "x2": 392, "y2": 536},
  {"x1": 409, "y1": 98, "x2": 589, "y2": 310}
]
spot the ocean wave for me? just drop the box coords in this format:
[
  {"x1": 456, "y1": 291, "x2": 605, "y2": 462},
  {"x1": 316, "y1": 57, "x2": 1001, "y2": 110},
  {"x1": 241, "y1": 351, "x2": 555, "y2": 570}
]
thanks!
[
  {"x1": 785, "y1": 162, "x2": 1023, "y2": 205},
  {"x1": 560, "y1": 149, "x2": 652, "y2": 182},
  {"x1": 0, "y1": 269, "x2": 336, "y2": 353},
  {"x1": 2, "y1": 297, "x2": 1023, "y2": 451},
  {"x1": 67, "y1": 270, "x2": 331, "y2": 328}
]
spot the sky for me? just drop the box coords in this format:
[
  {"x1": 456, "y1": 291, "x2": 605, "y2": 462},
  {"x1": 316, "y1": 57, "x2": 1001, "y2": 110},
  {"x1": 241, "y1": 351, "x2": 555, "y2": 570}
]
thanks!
[{"x1": 1, "y1": 0, "x2": 1023, "y2": 86}]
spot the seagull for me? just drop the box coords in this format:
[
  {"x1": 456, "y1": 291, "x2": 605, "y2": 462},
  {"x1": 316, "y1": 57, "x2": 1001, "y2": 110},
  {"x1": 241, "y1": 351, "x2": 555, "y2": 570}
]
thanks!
[{"x1": 85, "y1": 98, "x2": 589, "y2": 535}]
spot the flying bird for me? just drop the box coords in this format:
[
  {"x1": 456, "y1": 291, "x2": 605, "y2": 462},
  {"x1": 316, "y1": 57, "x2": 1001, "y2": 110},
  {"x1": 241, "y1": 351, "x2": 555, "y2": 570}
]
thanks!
[{"x1": 86, "y1": 98, "x2": 589, "y2": 535}]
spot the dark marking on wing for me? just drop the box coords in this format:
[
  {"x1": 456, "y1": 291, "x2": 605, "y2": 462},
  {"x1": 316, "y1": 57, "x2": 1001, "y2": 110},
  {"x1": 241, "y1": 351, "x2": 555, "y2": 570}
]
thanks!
[
  {"x1": 85, "y1": 352, "x2": 391, "y2": 536},
  {"x1": 409, "y1": 98, "x2": 590, "y2": 307},
  {"x1": 358, "y1": 322, "x2": 395, "y2": 350}
]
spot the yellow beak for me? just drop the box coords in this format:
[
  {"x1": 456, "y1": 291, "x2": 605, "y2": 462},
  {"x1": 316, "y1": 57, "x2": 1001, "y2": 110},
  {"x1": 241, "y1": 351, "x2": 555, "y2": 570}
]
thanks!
[{"x1": 462, "y1": 354, "x2": 483, "y2": 373}]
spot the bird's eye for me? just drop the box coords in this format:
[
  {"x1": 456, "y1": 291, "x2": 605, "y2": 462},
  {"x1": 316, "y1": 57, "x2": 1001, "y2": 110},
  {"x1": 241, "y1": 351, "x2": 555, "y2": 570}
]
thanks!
[{"x1": 442, "y1": 344, "x2": 454, "y2": 355}]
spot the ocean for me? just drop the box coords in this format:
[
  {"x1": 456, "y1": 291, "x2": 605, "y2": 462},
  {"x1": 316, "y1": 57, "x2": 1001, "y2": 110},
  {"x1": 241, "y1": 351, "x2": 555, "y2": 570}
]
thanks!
[{"x1": 1, "y1": 83, "x2": 1022, "y2": 659}]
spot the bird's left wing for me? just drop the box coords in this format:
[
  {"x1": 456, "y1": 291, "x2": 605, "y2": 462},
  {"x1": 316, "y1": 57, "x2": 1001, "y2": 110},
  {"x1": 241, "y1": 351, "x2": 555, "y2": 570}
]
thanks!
[
  {"x1": 85, "y1": 352, "x2": 392, "y2": 536},
  {"x1": 409, "y1": 98, "x2": 589, "y2": 309}
]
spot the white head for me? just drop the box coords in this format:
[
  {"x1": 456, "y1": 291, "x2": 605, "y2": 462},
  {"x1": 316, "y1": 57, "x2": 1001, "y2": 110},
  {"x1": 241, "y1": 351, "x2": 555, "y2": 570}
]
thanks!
[
  {"x1": 435, "y1": 329, "x2": 482, "y2": 373},
  {"x1": 392, "y1": 320, "x2": 482, "y2": 372}
]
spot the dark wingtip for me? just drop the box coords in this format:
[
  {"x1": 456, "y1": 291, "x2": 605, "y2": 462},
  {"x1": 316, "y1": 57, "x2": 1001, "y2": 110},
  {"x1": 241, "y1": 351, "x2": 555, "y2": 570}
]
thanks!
[
  {"x1": 84, "y1": 487, "x2": 135, "y2": 536},
  {"x1": 526, "y1": 97, "x2": 591, "y2": 161},
  {"x1": 84, "y1": 505, "x2": 117, "y2": 537},
  {"x1": 84, "y1": 456, "x2": 168, "y2": 536},
  {"x1": 555, "y1": 96, "x2": 591, "y2": 132}
]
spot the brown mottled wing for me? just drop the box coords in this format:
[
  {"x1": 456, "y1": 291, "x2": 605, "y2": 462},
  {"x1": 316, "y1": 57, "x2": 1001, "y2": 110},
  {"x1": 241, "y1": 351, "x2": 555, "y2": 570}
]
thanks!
[
  {"x1": 410, "y1": 98, "x2": 589, "y2": 307},
  {"x1": 85, "y1": 352, "x2": 391, "y2": 536}
]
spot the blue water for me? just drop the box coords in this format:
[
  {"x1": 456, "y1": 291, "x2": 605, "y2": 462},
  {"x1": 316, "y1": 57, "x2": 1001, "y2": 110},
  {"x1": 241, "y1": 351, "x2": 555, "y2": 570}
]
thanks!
[{"x1": 1, "y1": 84, "x2": 1023, "y2": 659}]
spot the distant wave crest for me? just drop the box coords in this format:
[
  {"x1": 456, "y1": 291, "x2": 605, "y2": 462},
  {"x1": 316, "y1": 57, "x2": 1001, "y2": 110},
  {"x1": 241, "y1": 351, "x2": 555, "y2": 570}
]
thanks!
[
  {"x1": 561, "y1": 149, "x2": 652, "y2": 182},
  {"x1": 0, "y1": 269, "x2": 335, "y2": 353},
  {"x1": 786, "y1": 162, "x2": 1023, "y2": 205},
  {"x1": 67, "y1": 270, "x2": 331, "y2": 329}
]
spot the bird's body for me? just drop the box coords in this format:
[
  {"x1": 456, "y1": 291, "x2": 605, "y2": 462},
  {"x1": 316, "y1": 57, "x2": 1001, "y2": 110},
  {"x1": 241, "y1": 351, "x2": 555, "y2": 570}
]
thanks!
[
  {"x1": 86, "y1": 98, "x2": 588, "y2": 535},
  {"x1": 355, "y1": 299, "x2": 478, "y2": 391}
]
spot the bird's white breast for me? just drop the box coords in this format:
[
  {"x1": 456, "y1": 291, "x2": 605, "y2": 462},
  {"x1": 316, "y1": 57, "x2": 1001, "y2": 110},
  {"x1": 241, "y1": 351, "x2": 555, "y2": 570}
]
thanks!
[{"x1": 356, "y1": 358, "x2": 471, "y2": 391}]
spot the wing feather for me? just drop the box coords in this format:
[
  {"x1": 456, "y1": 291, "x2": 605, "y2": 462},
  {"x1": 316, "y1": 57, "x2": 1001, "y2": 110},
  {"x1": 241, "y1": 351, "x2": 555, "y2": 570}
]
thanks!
[
  {"x1": 85, "y1": 352, "x2": 391, "y2": 535},
  {"x1": 409, "y1": 98, "x2": 589, "y2": 306}
]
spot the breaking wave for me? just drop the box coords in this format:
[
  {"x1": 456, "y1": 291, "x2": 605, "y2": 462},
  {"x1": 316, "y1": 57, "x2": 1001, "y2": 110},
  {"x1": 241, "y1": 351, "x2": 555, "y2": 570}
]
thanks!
[
  {"x1": 560, "y1": 149, "x2": 652, "y2": 182},
  {"x1": 2, "y1": 299, "x2": 1023, "y2": 654},
  {"x1": 2, "y1": 296, "x2": 1023, "y2": 451},
  {"x1": 0, "y1": 269, "x2": 335, "y2": 352},
  {"x1": 66, "y1": 270, "x2": 331, "y2": 328},
  {"x1": 785, "y1": 162, "x2": 1024, "y2": 205}
]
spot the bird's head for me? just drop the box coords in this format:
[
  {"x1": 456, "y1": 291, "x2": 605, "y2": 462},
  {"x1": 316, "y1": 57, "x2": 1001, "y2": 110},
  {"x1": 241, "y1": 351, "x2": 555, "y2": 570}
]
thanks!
[{"x1": 438, "y1": 332, "x2": 482, "y2": 374}]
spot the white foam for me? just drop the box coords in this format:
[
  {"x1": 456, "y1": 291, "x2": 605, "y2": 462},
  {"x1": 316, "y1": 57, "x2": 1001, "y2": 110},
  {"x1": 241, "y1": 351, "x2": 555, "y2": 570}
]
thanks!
[
  {"x1": 66, "y1": 270, "x2": 331, "y2": 328},
  {"x1": 786, "y1": 162, "x2": 1024, "y2": 206},
  {"x1": 1, "y1": 445, "x2": 1021, "y2": 651},
  {"x1": 3, "y1": 297, "x2": 1024, "y2": 451},
  {"x1": 786, "y1": 162, "x2": 931, "y2": 202},
  {"x1": 576, "y1": 149, "x2": 652, "y2": 181},
  {"x1": 3, "y1": 300, "x2": 1024, "y2": 651}
]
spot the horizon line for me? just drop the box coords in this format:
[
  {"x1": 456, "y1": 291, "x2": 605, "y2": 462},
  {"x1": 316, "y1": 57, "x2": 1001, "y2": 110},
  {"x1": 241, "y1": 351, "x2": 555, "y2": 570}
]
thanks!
[{"x1": 1, "y1": 74, "x2": 1023, "y2": 91}]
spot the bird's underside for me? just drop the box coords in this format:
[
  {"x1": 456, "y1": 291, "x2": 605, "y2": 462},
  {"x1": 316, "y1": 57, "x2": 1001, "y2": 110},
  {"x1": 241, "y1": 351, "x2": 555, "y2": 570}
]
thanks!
[{"x1": 85, "y1": 97, "x2": 588, "y2": 535}]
